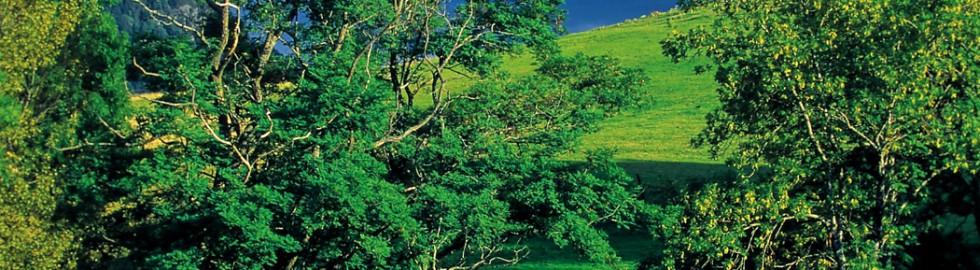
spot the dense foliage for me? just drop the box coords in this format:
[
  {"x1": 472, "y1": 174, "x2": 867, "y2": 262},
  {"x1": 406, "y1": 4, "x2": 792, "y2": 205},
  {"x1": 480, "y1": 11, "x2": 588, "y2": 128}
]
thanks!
[
  {"x1": 9, "y1": 0, "x2": 980, "y2": 269},
  {"x1": 1, "y1": 0, "x2": 131, "y2": 268},
  {"x1": 661, "y1": 0, "x2": 980, "y2": 268}
]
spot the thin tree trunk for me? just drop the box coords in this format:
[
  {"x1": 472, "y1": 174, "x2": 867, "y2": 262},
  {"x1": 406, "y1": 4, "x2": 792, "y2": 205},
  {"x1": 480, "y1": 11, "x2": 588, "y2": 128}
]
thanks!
[{"x1": 390, "y1": 51, "x2": 404, "y2": 106}]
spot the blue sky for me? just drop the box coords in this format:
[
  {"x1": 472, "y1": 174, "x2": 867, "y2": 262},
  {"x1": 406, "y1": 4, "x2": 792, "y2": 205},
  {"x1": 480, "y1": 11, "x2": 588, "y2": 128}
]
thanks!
[
  {"x1": 561, "y1": 0, "x2": 678, "y2": 32},
  {"x1": 448, "y1": 0, "x2": 679, "y2": 33},
  {"x1": 274, "y1": 1, "x2": 679, "y2": 53}
]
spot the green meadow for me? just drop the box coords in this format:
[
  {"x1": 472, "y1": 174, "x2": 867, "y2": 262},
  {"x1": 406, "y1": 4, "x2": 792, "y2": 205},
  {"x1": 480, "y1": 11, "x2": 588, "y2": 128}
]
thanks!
[{"x1": 484, "y1": 10, "x2": 726, "y2": 269}]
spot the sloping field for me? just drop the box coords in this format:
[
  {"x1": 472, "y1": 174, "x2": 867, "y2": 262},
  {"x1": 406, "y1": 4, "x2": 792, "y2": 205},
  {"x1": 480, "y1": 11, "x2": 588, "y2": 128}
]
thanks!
[
  {"x1": 491, "y1": 9, "x2": 725, "y2": 269},
  {"x1": 506, "y1": 10, "x2": 722, "y2": 182}
]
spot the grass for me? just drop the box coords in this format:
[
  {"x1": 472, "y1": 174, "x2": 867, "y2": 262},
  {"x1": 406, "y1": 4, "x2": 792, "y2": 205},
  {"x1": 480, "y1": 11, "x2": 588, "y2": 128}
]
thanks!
[
  {"x1": 487, "y1": 228, "x2": 661, "y2": 270},
  {"x1": 479, "y1": 9, "x2": 727, "y2": 269},
  {"x1": 524, "y1": 10, "x2": 718, "y2": 165},
  {"x1": 417, "y1": 11, "x2": 718, "y2": 166},
  {"x1": 432, "y1": 9, "x2": 721, "y2": 172}
]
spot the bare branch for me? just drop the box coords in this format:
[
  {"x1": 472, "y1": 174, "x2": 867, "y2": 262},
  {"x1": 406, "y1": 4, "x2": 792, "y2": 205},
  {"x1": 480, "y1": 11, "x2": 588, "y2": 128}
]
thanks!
[
  {"x1": 588, "y1": 200, "x2": 628, "y2": 226},
  {"x1": 373, "y1": 96, "x2": 455, "y2": 148},
  {"x1": 198, "y1": 114, "x2": 233, "y2": 146},
  {"x1": 252, "y1": 3, "x2": 292, "y2": 102},
  {"x1": 790, "y1": 86, "x2": 828, "y2": 162},
  {"x1": 216, "y1": 0, "x2": 243, "y2": 82},
  {"x1": 837, "y1": 111, "x2": 879, "y2": 149},
  {"x1": 775, "y1": 254, "x2": 827, "y2": 269},
  {"x1": 57, "y1": 140, "x2": 137, "y2": 152},
  {"x1": 254, "y1": 115, "x2": 339, "y2": 163},
  {"x1": 211, "y1": 0, "x2": 232, "y2": 75},
  {"x1": 213, "y1": 1, "x2": 239, "y2": 9},
  {"x1": 259, "y1": 109, "x2": 274, "y2": 139},
  {"x1": 98, "y1": 116, "x2": 127, "y2": 140},
  {"x1": 132, "y1": 58, "x2": 161, "y2": 77},
  {"x1": 742, "y1": 214, "x2": 822, "y2": 231},
  {"x1": 373, "y1": 111, "x2": 436, "y2": 148},
  {"x1": 197, "y1": 113, "x2": 255, "y2": 183},
  {"x1": 126, "y1": 83, "x2": 195, "y2": 107}
]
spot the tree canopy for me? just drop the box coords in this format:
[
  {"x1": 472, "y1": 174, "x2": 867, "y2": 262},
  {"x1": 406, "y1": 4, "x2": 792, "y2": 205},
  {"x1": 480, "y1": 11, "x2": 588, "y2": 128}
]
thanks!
[
  {"x1": 660, "y1": 0, "x2": 980, "y2": 268},
  {"x1": 1, "y1": 0, "x2": 131, "y2": 268},
  {"x1": 29, "y1": 0, "x2": 651, "y2": 269}
]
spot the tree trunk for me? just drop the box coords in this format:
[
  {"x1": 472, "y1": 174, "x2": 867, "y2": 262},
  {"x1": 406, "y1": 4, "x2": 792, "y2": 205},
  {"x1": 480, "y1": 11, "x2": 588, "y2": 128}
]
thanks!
[
  {"x1": 967, "y1": 173, "x2": 980, "y2": 242},
  {"x1": 827, "y1": 167, "x2": 847, "y2": 270},
  {"x1": 390, "y1": 51, "x2": 403, "y2": 106}
]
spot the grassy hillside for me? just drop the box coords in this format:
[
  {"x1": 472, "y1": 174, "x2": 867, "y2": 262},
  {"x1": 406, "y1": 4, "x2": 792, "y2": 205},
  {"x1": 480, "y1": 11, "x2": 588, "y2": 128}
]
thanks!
[
  {"x1": 412, "y1": 8, "x2": 724, "y2": 194},
  {"x1": 506, "y1": 10, "x2": 723, "y2": 185},
  {"x1": 487, "y1": 9, "x2": 725, "y2": 269}
]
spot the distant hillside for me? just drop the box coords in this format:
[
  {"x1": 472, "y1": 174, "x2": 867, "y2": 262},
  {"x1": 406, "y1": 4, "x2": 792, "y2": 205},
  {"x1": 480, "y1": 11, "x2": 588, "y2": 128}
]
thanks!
[{"x1": 106, "y1": 0, "x2": 206, "y2": 39}]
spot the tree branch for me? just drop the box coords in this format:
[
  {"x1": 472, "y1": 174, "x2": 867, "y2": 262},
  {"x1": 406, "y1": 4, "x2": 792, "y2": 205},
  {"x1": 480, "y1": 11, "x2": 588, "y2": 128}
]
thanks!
[{"x1": 132, "y1": 58, "x2": 161, "y2": 77}]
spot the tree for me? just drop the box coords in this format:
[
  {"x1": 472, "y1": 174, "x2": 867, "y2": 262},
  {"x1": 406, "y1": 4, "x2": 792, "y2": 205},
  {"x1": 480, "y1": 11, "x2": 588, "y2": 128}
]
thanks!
[
  {"x1": 659, "y1": 0, "x2": 980, "y2": 269},
  {"x1": 0, "y1": 0, "x2": 83, "y2": 268},
  {"x1": 72, "y1": 0, "x2": 649, "y2": 269},
  {"x1": 0, "y1": 0, "x2": 131, "y2": 268}
]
